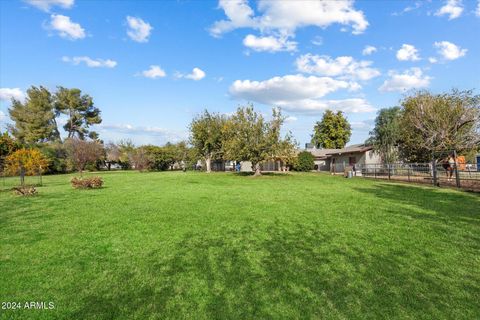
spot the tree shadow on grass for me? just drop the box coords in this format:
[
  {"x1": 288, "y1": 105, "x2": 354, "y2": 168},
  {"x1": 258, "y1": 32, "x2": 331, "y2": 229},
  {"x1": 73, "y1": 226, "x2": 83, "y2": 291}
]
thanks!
[
  {"x1": 233, "y1": 172, "x2": 290, "y2": 177},
  {"x1": 69, "y1": 220, "x2": 479, "y2": 319},
  {"x1": 353, "y1": 182, "x2": 480, "y2": 226}
]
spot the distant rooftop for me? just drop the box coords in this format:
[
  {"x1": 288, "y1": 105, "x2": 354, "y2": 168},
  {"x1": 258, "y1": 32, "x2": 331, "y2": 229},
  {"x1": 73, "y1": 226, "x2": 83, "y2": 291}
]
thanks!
[{"x1": 305, "y1": 143, "x2": 372, "y2": 158}]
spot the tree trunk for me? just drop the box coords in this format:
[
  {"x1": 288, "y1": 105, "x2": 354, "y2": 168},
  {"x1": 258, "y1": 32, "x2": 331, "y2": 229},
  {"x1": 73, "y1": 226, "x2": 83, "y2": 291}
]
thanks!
[
  {"x1": 20, "y1": 166, "x2": 25, "y2": 187},
  {"x1": 205, "y1": 156, "x2": 212, "y2": 173},
  {"x1": 253, "y1": 163, "x2": 262, "y2": 176}
]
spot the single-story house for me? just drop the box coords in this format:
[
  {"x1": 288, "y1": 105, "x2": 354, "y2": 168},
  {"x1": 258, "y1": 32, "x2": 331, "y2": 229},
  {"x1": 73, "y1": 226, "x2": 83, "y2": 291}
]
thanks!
[{"x1": 305, "y1": 143, "x2": 381, "y2": 172}]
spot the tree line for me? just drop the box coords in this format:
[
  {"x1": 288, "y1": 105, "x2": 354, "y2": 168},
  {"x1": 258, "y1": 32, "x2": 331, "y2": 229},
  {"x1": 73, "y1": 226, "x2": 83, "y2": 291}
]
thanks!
[
  {"x1": 1, "y1": 85, "x2": 479, "y2": 180},
  {"x1": 189, "y1": 106, "x2": 296, "y2": 175}
]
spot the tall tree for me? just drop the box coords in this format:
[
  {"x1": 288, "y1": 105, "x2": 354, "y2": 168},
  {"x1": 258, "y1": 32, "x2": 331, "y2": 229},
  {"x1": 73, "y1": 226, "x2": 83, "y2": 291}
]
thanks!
[
  {"x1": 223, "y1": 106, "x2": 294, "y2": 176},
  {"x1": 8, "y1": 86, "x2": 59, "y2": 144},
  {"x1": 400, "y1": 90, "x2": 480, "y2": 161},
  {"x1": 54, "y1": 87, "x2": 102, "y2": 140},
  {"x1": 189, "y1": 110, "x2": 227, "y2": 173},
  {"x1": 311, "y1": 110, "x2": 351, "y2": 149},
  {"x1": 367, "y1": 107, "x2": 402, "y2": 163}
]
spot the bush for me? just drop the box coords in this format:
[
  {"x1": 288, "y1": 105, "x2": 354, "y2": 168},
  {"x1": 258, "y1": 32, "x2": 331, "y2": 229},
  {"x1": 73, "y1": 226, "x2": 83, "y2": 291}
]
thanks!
[
  {"x1": 294, "y1": 151, "x2": 315, "y2": 172},
  {"x1": 12, "y1": 186, "x2": 37, "y2": 196},
  {"x1": 71, "y1": 176, "x2": 103, "y2": 189}
]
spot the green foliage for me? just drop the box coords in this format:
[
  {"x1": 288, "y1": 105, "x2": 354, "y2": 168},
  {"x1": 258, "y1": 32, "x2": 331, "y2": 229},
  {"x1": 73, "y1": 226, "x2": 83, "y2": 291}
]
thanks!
[
  {"x1": 38, "y1": 142, "x2": 68, "y2": 174},
  {"x1": 311, "y1": 110, "x2": 351, "y2": 149},
  {"x1": 399, "y1": 89, "x2": 480, "y2": 161},
  {"x1": 8, "y1": 86, "x2": 59, "y2": 144},
  {"x1": 0, "y1": 131, "x2": 21, "y2": 171},
  {"x1": 223, "y1": 106, "x2": 295, "y2": 175},
  {"x1": 1, "y1": 172, "x2": 479, "y2": 319},
  {"x1": 368, "y1": 107, "x2": 402, "y2": 163},
  {"x1": 54, "y1": 87, "x2": 102, "y2": 139},
  {"x1": 117, "y1": 140, "x2": 135, "y2": 169},
  {"x1": 189, "y1": 110, "x2": 227, "y2": 172},
  {"x1": 143, "y1": 145, "x2": 175, "y2": 171},
  {"x1": 294, "y1": 151, "x2": 314, "y2": 172}
]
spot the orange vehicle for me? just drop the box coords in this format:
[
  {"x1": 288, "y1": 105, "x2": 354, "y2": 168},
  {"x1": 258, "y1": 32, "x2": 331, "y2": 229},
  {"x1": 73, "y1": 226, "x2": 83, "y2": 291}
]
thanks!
[{"x1": 457, "y1": 156, "x2": 466, "y2": 170}]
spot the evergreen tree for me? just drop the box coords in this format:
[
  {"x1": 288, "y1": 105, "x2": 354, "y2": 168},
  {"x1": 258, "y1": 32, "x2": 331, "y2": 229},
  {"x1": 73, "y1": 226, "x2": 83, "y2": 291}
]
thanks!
[
  {"x1": 54, "y1": 87, "x2": 102, "y2": 139},
  {"x1": 8, "y1": 86, "x2": 59, "y2": 144}
]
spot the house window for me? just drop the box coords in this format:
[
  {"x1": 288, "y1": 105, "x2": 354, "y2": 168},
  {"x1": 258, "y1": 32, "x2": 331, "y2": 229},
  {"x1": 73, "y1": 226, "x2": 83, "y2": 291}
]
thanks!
[{"x1": 349, "y1": 156, "x2": 356, "y2": 165}]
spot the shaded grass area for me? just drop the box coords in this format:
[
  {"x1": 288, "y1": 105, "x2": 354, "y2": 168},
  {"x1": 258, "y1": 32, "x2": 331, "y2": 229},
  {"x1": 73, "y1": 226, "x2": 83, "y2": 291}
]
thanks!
[{"x1": 0, "y1": 171, "x2": 479, "y2": 319}]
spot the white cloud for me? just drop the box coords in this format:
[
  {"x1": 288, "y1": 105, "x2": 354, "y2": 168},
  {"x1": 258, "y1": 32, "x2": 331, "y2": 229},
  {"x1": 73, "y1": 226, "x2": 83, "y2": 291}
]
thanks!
[
  {"x1": 351, "y1": 119, "x2": 375, "y2": 131},
  {"x1": 176, "y1": 67, "x2": 206, "y2": 81},
  {"x1": 476, "y1": 0, "x2": 480, "y2": 16},
  {"x1": 140, "y1": 65, "x2": 166, "y2": 79},
  {"x1": 278, "y1": 98, "x2": 374, "y2": 114},
  {"x1": 25, "y1": 0, "x2": 74, "y2": 12},
  {"x1": 210, "y1": 0, "x2": 368, "y2": 54},
  {"x1": 243, "y1": 34, "x2": 297, "y2": 52},
  {"x1": 434, "y1": 41, "x2": 467, "y2": 60},
  {"x1": 285, "y1": 116, "x2": 298, "y2": 123},
  {"x1": 362, "y1": 45, "x2": 377, "y2": 56},
  {"x1": 0, "y1": 111, "x2": 5, "y2": 121},
  {"x1": 435, "y1": 0, "x2": 463, "y2": 20},
  {"x1": 428, "y1": 57, "x2": 438, "y2": 64},
  {"x1": 230, "y1": 74, "x2": 352, "y2": 102},
  {"x1": 392, "y1": 1, "x2": 423, "y2": 16},
  {"x1": 229, "y1": 74, "x2": 371, "y2": 114},
  {"x1": 47, "y1": 14, "x2": 85, "y2": 40},
  {"x1": 98, "y1": 123, "x2": 187, "y2": 143},
  {"x1": 295, "y1": 54, "x2": 380, "y2": 81},
  {"x1": 126, "y1": 16, "x2": 152, "y2": 43},
  {"x1": 379, "y1": 68, "x2": 431, "y2": 92},
  {"x1": 396, "y1": 44, "x2": 420, "y2": 61},
  {"x1": 0, "y1": 88, "x2": 25, "y2": 102},
  {"x1": 311, "y1": 36, "x2": 323, "y2": 46},
  {"x1": 186, "y1": 68, "x2": 206, "y2": 81},
  {"x1": 62, "y1": 56, "x2": 117, "y2": 68},
  {"x1": 211, "y1": 0, "x2": 369, "y2": 36},
  {"x1": 210, "y1": 0, "x2": 257, "y2": 36}
]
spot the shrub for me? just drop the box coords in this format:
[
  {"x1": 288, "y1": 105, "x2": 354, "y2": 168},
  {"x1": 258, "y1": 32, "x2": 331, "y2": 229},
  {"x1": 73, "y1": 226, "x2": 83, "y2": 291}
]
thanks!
[
  {"x1": 12, "y1": 186, "x2": 37, "y2": 196},
  {"x1": 71, "y1": 176, "x2": 103, "y2": 189},
  {"x1": 294, "y1": 151, "x2": 315, "y2": 172}
]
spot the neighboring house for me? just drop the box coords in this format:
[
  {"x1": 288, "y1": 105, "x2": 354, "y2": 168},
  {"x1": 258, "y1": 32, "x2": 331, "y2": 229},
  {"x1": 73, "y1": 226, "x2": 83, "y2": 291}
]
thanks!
[
  {"x1": 304, "y1": 143, "x2": 381, "y2": 172},
  {"x1": 304, "y1": 143, "x2": 340, "y2": 171},
  {"x1": 209, "y1": 160, "x2": 288, "y2": 172}
]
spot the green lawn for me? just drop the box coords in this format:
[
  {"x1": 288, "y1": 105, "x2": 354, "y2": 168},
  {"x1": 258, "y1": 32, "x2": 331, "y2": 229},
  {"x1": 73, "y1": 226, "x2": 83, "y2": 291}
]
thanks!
[{"x1": 1, "y1": 171, "x2": 479, "y2": 319}]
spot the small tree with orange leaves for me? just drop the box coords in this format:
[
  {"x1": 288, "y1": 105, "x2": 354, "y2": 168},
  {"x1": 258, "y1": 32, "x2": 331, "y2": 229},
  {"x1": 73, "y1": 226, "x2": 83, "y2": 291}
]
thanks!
[{"x1": 4, "y1": 149, "x2": 49, "y2": 186}]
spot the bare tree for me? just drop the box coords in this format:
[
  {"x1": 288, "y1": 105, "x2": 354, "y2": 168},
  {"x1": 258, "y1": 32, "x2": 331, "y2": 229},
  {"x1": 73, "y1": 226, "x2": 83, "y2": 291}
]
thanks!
[
  {"x1": 105, "y1": 142, "x2": 120, "y2": 170},
  {"x1": 65, "y1": 138, "x2": 104, "y2": 176},
  {"x1": 128, "y1": 147, "x2": 150, "y2": 172}
]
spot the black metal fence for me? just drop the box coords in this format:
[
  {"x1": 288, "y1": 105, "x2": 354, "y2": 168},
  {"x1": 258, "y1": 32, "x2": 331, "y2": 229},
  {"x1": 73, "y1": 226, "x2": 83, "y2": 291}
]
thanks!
[
  {"x1": 0, "y1": 172, "x2": 43, "y2": 191},
  {"x1": 358, "y1": 162, "x2": 480, "y2": 191}
]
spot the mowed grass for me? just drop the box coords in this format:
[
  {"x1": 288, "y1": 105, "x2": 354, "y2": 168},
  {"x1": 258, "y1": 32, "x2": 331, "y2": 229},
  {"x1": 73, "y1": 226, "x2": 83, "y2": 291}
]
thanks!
[{"x1": 1, "y1": 171, "x2": 479, "y2": 320}]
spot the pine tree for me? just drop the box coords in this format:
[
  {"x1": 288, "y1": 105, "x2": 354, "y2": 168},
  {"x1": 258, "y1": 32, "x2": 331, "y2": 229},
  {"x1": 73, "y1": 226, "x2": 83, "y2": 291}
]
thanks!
[{"x1": 8, "y1": 86, "x2": 59, "y2": 145}]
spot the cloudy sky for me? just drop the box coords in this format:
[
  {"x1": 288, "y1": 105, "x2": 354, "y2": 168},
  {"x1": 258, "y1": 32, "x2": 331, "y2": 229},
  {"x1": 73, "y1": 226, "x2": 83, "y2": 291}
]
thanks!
[{"x1": 1, "y1": 0, "x2": 479, "y2": 146}]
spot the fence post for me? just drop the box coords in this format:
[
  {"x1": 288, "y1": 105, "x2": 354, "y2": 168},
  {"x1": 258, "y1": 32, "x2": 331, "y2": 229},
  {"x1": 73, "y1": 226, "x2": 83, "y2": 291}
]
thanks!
[
  {"x1": 388, "y1": 164, "x2": 391, "y2": 180},
  {"x1": 432, "y1": 159, "x2": 437, "y2": 187},
  {"x1": 374, "y1": 165, "x2": 376, "y2": 178},
  {"x1": 407, "y1": 165, "x2": 411, "y2": 182},
  {"x1": 453, "y1": 150, "x2": 461, "y2": 188}
]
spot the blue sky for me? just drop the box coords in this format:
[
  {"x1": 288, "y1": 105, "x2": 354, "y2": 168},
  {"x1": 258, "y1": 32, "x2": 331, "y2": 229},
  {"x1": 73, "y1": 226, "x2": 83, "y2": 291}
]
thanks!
[{"x1": 1, "y1": 0, "x2": 479, "y2": 147}]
